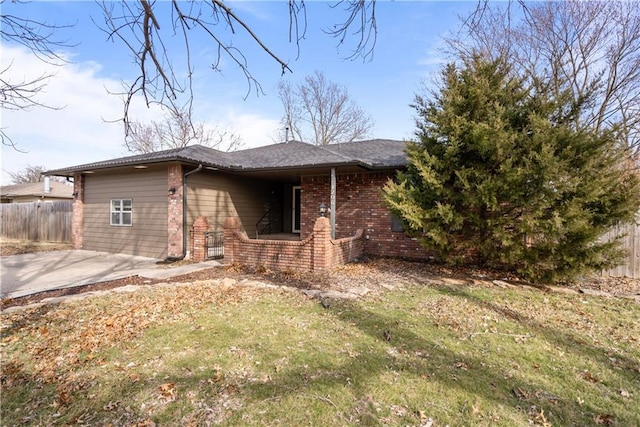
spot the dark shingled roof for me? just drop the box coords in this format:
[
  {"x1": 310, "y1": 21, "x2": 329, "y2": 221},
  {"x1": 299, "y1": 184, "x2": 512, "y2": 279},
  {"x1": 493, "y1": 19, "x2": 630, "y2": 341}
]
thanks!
[
  {"x1": 227, "y1": 141, "x2": 356, "y2": 169},
  {"x1": 45, "y1": 145, "x2": 236, "y2": 175},
  {"x1": 45, "y1": 139, "x2": 408, "y2": 176},
  {"x1": 321, "y1": 139, "x2": 408, "y2": 167}
]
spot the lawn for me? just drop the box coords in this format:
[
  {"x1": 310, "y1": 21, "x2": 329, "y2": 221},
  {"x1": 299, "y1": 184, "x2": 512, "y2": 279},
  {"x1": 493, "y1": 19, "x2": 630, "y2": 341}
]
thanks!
[
  {"x1": 1, "y1": 262, "x2": 639, "y2": 426},
  {"x1": 0, "y1": 238, "x2": 72, "y2": 256}
]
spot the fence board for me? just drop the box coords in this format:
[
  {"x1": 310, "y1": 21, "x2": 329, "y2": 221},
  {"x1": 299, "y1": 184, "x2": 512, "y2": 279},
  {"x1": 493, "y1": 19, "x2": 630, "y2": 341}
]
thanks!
[
  {"x1": 600, "y1": 221, "x2": 640, "y2": 279},
  {"x1": 0, "y1": 201, "x2": 72, "y2": 242}
]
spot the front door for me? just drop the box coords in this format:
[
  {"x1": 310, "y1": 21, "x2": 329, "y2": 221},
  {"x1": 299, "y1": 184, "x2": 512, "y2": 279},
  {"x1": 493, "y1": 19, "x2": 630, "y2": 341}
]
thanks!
[{"x1": 292, "y1": 186, "x2": 301, "y2": 233}]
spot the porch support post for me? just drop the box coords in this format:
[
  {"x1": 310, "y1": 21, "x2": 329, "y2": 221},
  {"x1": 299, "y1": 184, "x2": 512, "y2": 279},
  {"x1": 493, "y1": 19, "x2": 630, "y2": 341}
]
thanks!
[
  {"x1": 191, "y1": 216, "x2": 209, "y2": 262},
  {"x1": 71, "y1": 173, "x2": 84, "y2": 249},
  {"x1": 167, "y1": 164, "x2": 184, "y2": 258},
  {"x1": 330, "y1": 167, "x2": 336, "y2": 239}
]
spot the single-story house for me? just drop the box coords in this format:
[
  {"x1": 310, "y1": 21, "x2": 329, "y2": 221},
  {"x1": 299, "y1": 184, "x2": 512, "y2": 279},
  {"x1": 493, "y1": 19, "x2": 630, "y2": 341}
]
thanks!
[
  {"x1": 0, "y1": 179, "x2": 73, "y2": 203},
  {"x1": 46, "y1": 139, "x2": 429, "y2": 270}
]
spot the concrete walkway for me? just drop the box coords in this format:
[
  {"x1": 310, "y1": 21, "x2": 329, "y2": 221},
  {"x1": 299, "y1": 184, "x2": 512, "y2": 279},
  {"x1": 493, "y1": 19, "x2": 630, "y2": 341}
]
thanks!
[{"x1": 0, "y1": 250, "x2": 222, "y2": 299}]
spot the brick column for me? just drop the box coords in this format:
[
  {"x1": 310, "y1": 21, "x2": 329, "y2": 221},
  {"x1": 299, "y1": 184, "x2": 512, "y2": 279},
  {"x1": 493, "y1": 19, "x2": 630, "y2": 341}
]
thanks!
[
  {"x1": 312, "y1": 217, "x2": 331, "y2": 271},
  {"x1": 191, "y1": 216, "x2": 209, "y2": 262},
  {"x1": 167, "y1": 165, "x2": 183, "y2": 258},
  {"x1": 71, "y1": 173, "x2": 84, "y2": 249},
  {"x1": 223, "y1": 217, "x2": 240, "y2": 263}
]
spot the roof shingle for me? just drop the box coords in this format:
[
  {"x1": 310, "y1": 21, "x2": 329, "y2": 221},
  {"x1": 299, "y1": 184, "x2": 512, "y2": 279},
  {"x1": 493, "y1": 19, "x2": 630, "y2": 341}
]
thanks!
[
  {"x1": 0, "y1": 181, "x2": 73, "y2": 198},
  {"x1": 45, "y1": 139, "x2": 408, "y2": 175}
]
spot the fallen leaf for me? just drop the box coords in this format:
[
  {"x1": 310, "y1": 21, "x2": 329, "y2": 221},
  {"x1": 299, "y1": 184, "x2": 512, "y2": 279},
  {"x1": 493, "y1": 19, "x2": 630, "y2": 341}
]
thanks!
[
  {"x1": 158, "y1": 382, "x2": 177, "y2": 402},
  {"x1": 594, "y1": 414, "x2": 613, "y2": 426},
  {"x1": 455, "y1": 361, "x2": 469, "y2": 370},
  {"x1": 103, "y1": 401, "x2": 119, "y2": 411},
  {"x1": 582, "y1": 370, "x2": 599, "y2": 383},
  {"x1": 512, "y1": 387, "x2": 529, "y2": 400},
  {"x1": 471, "y1": 399, "x2": 482, "y2": 416}
]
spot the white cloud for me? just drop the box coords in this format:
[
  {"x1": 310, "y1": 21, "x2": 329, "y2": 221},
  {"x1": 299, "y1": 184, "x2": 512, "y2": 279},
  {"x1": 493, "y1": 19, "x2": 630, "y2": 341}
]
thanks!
[
  {"x1": 212, "y1": 109, "x2": 282, "y2": 149},
  {"x1": 0, "y1": 45, "x2": 157, "y2": 184},
  {"x1": 0, "y1": 45, "x2": 284, "y2": 184}
]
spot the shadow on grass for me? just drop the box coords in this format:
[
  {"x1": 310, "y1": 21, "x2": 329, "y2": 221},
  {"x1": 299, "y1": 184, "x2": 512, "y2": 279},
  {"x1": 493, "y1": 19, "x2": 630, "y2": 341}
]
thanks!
[
  {"x1": 235, "y1": 296, "x2": 623, "y2": 425},
  {"x1": 434, "y1": 285, "x2": 640, "y2": 380},
  {"x1": 3, "y1": 267, "x2": 637, "y2": 425},
  {"x1": 96, "y1": 281, "x2": 635, "y2": 425}
]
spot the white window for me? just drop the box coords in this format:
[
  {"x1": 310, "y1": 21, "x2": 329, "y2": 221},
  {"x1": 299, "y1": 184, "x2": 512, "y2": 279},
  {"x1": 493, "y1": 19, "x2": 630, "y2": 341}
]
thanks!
[{"x1": 110, "y1": 199, "x2": 132, "y2": 226}]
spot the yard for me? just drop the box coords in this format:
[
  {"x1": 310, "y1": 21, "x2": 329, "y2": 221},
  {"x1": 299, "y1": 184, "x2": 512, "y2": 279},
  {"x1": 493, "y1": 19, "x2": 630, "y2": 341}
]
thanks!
[
  {"x1": 1, "y1": 250, "x2": 639, "y2": 426},
  {"x1": 0, "y1": 238, "x2": 72, "y2": 256}
]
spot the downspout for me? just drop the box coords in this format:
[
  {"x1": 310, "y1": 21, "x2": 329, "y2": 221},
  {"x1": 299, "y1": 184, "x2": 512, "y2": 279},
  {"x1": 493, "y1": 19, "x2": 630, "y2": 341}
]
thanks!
[{"x1": 181, "y1": 164, "x2": 203, "y2": 259}]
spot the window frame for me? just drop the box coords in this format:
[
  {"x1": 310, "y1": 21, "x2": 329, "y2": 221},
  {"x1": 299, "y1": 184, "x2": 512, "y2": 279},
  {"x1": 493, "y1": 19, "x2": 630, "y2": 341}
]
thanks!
[
  {"x1": 110, "y1": 198, "x2": 133, "y2": 226},
  {"x1": 390, "y1": 213, "x2": 404, "y2": 232}
]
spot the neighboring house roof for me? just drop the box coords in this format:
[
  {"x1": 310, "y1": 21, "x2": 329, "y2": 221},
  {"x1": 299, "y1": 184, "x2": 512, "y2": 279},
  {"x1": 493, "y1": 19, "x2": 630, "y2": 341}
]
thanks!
[
  {"x1": 45, "y1": 139, "x2": 409, "y2": 176},
  {"x1": 0, "y1": 181, "x2": 73, "y2": 200}
]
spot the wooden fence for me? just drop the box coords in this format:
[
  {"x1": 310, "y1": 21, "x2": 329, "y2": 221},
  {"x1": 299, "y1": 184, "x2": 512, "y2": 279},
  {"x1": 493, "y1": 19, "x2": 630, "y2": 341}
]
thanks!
[
  {"x1": 600, "y1": 221, "x2": 640, "y2": 279},
  {"x1": 0, "y1": 200, "x2": 72, "y2": 242}
]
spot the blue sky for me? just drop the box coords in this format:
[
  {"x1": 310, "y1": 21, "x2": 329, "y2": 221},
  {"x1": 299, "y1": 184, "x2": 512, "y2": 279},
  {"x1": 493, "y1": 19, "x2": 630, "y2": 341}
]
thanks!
[{"x1": 1, "y1": 1, "x2": 477, "y2": 184}]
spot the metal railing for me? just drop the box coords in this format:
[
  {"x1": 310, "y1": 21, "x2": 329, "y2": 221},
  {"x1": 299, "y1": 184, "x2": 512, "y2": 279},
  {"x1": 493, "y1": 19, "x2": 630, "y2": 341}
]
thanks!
[
  {"x1": 255, "y1": 209, "x2": 272, "y2": 238},
  {"x1": 204, "y1": 231, "x2": 224, "y2": 259}
]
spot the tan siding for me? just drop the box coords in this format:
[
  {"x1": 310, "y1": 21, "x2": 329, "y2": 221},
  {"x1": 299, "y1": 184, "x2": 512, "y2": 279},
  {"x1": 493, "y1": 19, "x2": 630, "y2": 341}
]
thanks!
[
  {"x1": 83, "y1": 168, "x2": 168, "y2": 258},
  {"x1": 187, "y1": 172, "x2": 271, "y2": 237}
]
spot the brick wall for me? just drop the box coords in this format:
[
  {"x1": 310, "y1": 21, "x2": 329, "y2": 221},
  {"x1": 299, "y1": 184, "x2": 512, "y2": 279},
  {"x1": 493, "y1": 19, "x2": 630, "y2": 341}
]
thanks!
[
  {"x1": 329, "y1": 230, "x2": 365, "y2": 265},
  {"x1": 71, "y1": 173, "x2": 84, "y2": 249},
  {"x1": 190, "y1": 216, "x2": 209, "y2": 262},
  {"x1": 167, "y1": 164, "x2": 184, "y2": 258},
  {"x1": 223, "y1": 216, "x2": 364, "y2": 271},
  {"x1": 301, "y1": 171, "x2": 431, "y2": 260}
]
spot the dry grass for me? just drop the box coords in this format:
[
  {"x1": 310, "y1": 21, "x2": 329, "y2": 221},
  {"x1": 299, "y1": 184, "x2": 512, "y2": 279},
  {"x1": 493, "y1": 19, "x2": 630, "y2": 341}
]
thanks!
[
  {"x1": 0, "y1": 238, "x2": 72, "y2": 256},
  {"x1": 2, "y1": 263, "x2": 639, "y2": 426}
]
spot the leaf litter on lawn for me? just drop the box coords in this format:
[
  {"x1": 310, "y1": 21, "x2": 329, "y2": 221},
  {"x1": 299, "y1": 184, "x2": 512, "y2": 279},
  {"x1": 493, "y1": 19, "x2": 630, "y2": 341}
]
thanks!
[
  {"x1": 2, "y1": 257, "x2": 639, "y2": 426},
  {"x1": 1, "y1": 281, "x2": 263, "y2": 383}
]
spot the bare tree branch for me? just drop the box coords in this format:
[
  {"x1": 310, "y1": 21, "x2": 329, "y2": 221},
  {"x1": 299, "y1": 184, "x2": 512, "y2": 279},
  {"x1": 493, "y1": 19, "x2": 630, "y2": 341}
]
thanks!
[
  {"x1": 6, "y1": 164, "x2": 45, "y2": 183},
  {"x1": 449, "y1": 0, "x2": 640, "y2": 159},
  {"x1": 96, "y1": 1, "x2": 378, "y2": 137},
  {"x1": 278, "y1": 70, "x2": 373, "y2": 145},
  {"x1": 4, "y1": 0, "x2": 379, "y2": 148},
  {"x1": 124, "y1": 106, "x2": 243, "y2": 153},
  {"x1": 97, "y1": 0, "x2": 301, "y2": 137},
  {"x1": 1, "y1": 0, "x2": 74, "y2": 149},
  {"x1": 325, "y1": 0, "x2": 377, "y2": 61},
  {"x1": 0, "y1": 0, "x2": 74, "y2": 64}
]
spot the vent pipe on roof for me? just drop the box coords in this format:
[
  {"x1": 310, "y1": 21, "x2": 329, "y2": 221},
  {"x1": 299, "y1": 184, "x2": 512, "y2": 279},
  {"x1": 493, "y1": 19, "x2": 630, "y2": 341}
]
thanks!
[{"x1": 43, "y1": 176, "x2": 51, "y2": 194}]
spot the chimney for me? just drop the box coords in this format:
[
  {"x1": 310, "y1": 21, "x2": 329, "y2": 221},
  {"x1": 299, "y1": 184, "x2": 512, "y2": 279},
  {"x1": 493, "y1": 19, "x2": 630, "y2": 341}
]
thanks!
[{"x1": 44, "y1": 176, "x2": 51, "y2": 194}]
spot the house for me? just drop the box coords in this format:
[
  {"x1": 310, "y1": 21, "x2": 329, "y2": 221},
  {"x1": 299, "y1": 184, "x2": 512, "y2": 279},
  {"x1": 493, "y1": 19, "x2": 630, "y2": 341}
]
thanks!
[
  {"x1": 0, "y1": 179, "x2": 73, "y2": 203},
  {"x1": 45, "y1": 140, "x2": 429, "y2": 270}
]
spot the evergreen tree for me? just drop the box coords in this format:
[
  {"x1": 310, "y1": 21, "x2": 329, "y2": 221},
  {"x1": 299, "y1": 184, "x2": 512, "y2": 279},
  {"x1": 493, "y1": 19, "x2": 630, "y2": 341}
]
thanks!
[{"x1": 383, "y1": 56, "x2": 640, "y2": 283}]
